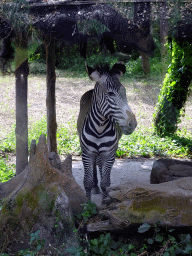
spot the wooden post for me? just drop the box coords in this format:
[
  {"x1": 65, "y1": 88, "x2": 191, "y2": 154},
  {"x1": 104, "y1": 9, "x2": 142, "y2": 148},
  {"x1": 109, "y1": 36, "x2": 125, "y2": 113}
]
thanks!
[
  {"x1": 15, "y1": 32, "x2": 29, "y2": 175},
  {"x1": 44, "y1": 35, "x2": 57, "y2": 153}
]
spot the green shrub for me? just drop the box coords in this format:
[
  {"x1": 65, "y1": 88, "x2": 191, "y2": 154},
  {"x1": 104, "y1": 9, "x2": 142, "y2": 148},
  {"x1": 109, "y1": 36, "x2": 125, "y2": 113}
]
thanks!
[{"x1": 76, "y1": 200, "x2": 97, "y2": 223}]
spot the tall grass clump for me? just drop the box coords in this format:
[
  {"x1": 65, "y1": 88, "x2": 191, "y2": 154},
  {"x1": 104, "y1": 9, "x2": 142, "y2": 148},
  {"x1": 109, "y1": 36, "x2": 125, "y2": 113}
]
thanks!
[
  {"x1": 118, "y1": 127, "x2": 192, "y2": 158},
  {"x1": 0, "y1": 156, "x2": 15, "y2": 182}
]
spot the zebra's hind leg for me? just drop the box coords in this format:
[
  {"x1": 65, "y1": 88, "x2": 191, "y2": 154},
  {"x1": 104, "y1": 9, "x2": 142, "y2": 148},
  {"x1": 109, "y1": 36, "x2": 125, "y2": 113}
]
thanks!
[{"x1": 82, "y1": 153, "x2": 97, "y2": 200}]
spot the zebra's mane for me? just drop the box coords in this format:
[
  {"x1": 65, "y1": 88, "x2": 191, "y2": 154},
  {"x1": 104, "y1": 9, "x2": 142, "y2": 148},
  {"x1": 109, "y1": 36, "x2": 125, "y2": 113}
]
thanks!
[
  {"x1": 94, "y1": 62, "x2": 125, "y2": 76},
  {"x1": 94, "y1": 64, "x2": 110, "y2": 75}
]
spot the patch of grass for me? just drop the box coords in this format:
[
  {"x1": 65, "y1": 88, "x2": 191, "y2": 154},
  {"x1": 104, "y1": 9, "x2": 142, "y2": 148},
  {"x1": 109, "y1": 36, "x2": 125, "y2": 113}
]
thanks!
[
  {"x1": 28, "y1": 116, "x2": 47, "y2": 145},
  {"x1": 40, "y1": 117, "x2": 192, "y2": 158},
  {"x1": 0, "y1": 125, "x2": 16, "y2": 152},
  {"x1": 0, "y1": 156, "x2": 15, "y2": 182},
  {"x1": 57, "y1": 127, "x2": 80, "y2": 155},
  {"x1": 0, "y1": 117, "x2": 47, "y2": 153},
  {"x1": 1, "y1": 117, "x2": 192, "y2": 159},
  {"x1": 57, "y1": 117, "x2": 81, "y2": 155}
]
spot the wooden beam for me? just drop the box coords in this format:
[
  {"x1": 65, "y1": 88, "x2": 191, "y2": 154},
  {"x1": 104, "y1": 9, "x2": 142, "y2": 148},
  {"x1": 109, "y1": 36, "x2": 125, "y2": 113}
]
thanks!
[{"x1": 29, "y1": 0, "x2": 166, "y2": 7}]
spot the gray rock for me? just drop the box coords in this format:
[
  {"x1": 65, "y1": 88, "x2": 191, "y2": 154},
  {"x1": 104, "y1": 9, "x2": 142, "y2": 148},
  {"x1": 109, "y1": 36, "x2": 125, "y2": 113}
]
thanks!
[{"x1": 150, "y1": 159, "x2": 192, "y2": 184}]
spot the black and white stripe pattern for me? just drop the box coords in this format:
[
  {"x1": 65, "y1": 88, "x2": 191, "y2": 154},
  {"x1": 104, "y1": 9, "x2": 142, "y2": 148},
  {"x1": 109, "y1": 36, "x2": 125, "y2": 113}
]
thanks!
[{"x1": 77, "y1": 63, "x2": 137, "y2": 202}]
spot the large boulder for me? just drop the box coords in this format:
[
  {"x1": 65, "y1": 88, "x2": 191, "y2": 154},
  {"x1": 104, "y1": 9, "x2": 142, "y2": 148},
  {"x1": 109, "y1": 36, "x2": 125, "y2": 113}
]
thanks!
[
  {"x1": 88, "y1": 178, "x2": 192, "y2": 232},
  {"x1": 150, "y1": 159, "x2": 192, "y2": 184},
  {"x1": 0, "y1": 135, "x2": 87, "y2": 254}
]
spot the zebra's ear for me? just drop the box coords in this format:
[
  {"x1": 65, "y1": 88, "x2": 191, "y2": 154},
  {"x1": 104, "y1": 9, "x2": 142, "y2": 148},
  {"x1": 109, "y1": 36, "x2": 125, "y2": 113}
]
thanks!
[
  {"x1": 85, "y1": 62, "x2": 101, "y2": 81},
  {"x1": 111, "y1": 62, "x2": 126, "y2": 77}
]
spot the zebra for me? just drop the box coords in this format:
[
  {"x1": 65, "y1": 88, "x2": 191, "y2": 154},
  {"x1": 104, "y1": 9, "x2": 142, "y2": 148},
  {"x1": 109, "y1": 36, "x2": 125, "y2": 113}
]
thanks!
[{"x1": 77, "y1": 62, "x2": 137, "y2": 203}]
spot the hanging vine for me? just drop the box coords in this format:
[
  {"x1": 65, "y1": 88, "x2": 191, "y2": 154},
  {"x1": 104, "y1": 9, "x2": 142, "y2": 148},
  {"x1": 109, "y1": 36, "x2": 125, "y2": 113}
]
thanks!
[{"x1": 154, "y1": 39, "x2": 192, "y2": 136}]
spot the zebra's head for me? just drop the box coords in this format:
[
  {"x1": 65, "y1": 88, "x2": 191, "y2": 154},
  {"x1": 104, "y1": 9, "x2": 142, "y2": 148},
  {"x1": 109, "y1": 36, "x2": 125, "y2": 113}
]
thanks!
[{"x1": 86, "y1": 62, "x2": 137, "y2": 135}]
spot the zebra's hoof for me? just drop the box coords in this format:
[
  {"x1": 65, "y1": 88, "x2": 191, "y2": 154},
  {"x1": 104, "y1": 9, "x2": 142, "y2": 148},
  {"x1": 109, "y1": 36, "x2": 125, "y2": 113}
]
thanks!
[
  {"x1": 92, "y1": 186, "x2": 101, "y2": 194},
  {"x1": 102, "y1": 196, "x2": 113, "y2": 206}
]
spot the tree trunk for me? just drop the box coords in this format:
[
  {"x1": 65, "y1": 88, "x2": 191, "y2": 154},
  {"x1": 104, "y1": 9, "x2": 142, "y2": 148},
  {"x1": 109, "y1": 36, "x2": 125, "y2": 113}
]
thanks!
[
  {"x1": 134, "y1": 2, "x2": 151, "y2": 75},
  {"x1": 140, "y1": 51, "x2": 150, "y2": 75},
  {"x1": 44, "y1": 35, "x2": 57, "y2": 153},
  {"x1": 15, "y1": 32, "x2": 29, "y2": 175},
  {"x1": 0, "y1": 135, "x2": 87, "y2": 254},
  {"x1": 160, "y1": 1, "x2": 168, "y2": 72}
]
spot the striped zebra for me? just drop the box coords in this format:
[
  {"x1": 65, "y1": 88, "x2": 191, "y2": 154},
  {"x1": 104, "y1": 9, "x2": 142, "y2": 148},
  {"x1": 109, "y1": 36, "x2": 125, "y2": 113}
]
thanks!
[{"x1": 77, "y1": 62, "x2": 137, "y2": 203}]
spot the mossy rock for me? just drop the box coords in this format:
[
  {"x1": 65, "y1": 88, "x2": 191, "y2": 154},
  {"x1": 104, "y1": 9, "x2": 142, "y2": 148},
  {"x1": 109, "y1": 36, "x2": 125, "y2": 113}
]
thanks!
[{"x1": 93, "y1": 177, "x2": 192, "y2": 232}]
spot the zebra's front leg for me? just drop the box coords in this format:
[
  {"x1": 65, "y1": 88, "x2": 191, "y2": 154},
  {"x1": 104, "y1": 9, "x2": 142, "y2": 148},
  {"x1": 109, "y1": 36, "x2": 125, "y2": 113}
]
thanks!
[
  {"x1": 100, "y1": 154, "x2": 115, "y2": 204},
  {"x1": 82, "y1": 153, "x2": 96, "y2": 200},
  {"x1": 92, "y1": 157, "x2": 101, "y2": 194}
]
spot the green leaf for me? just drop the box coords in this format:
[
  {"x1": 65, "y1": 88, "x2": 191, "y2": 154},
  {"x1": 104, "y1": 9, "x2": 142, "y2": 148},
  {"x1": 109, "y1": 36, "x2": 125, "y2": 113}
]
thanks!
[
  {"x1": 99, "y1": 245, "x2": 106, "y2": 254},
  {"x1": 184, "y1": 244, "x2": 192, "y2": 254},
  {"x1": 168, "y1": 235, "x2": 176, "y2": 243},
  {"x1": 147, "y1": 238, "x2": 154, "y2": 244},
  {"x1": 36, "y1": 244, "x2": 42, "y2": 251},
  {"x1": 179, "y1": 233, "x2": 191, "y2": 243},
  {"x1": 155, "y1": 233, "x2": 164, "y2": 243},
  {"x1": 163, "y1": 252, "x2": 170, "y2": 256},
  {"x1": 168, "y1": 228, "x2": 175, "y2": 233},
  {"x1": 91, "y1": 239, "x2": 98, "y2": 246},
  {"x1": 30, "y1": 236, "x2": 36, "y2": 243},
  {"x1": 65, "y1": 246, "x2": 81, "y2": 254},
  {"x1": 138, "y1": 223, "x2": 151, "y2": 233},
  {"x1": 111, "y1": 240, "x2": 117, "y2": 250},
  {"x1": 122, "y1": 243, "x2": 135, "y2": 252}
]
